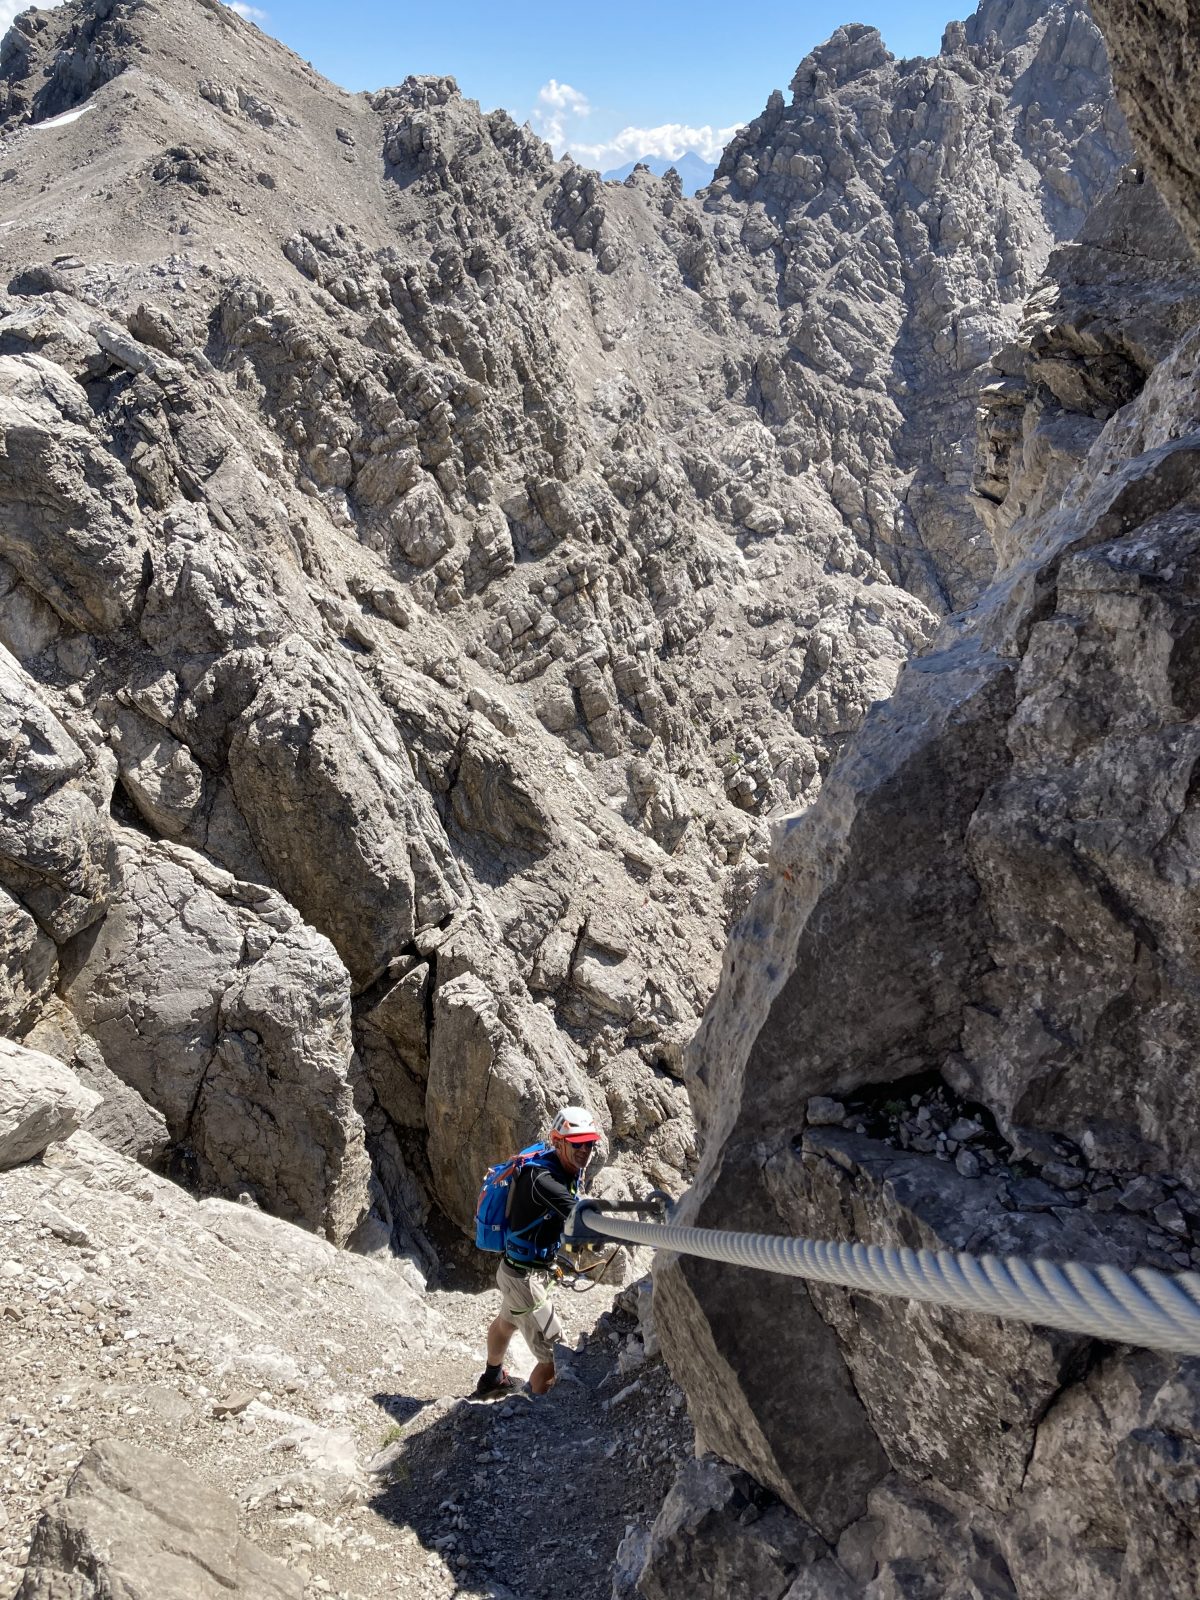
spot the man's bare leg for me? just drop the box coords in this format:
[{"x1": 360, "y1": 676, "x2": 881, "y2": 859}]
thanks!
[
  {"x1": 487, "y1": 1314, "x2": 516, "y2": 1367},
  {"x1": 529, "y1": 1360, "x2": 556, "y2": 1396}
]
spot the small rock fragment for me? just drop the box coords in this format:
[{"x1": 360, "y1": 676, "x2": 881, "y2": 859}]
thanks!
[{"x1": 806, "y1": 1097, "x2": 845, "y2": 1127}]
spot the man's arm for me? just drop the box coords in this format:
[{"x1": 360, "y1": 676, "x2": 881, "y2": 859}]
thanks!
[{"x1": 529, "y1": 1166, "x2": 577, "y2": 1222}]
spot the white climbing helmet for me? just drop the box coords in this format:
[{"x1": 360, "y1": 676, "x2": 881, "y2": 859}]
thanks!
[{"x1": 550, "y1": 1105, "x2": 601, "y2": 1145}]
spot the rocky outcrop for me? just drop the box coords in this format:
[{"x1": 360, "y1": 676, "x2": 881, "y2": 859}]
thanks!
[
  {"x1": 614, "y1": 1457, "x2": 835, "y2": 1600},
  {"x1": 225, "y1": 636, "x2": 467, "y2": 989},
  {"x1": 19, "y1": 1440, "x2": 305, "y2": 1600},
  {"x1": 1090, "y1": 0, "x2": 1200, "y2": 252},
  {"x1": 60, "y1": 828, "x2": 372, "y2": 1242},
  {"x1": 0, "y1": 1036, "x2": 99, "y2": 1168},
  {"x1": 974, "y1": 169, "x2": 1200, "y2": 567},
  {"x1": 0, "y1": 269, "x2": 716, "y2": 1239},
  {"x1": 0, "y1": 0, "x2": 1131, "y2": 1264},
  {"x1": 703, "y1": 1, "x2": 1128, "y2": 609},
  {"x1": 0, "y1": 642, "x2": 113, "y2": 946}
]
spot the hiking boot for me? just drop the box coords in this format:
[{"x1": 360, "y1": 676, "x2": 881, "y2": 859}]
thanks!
[{"x1": 473, "y1": 1367, "x2": 515, "y2": 1400}]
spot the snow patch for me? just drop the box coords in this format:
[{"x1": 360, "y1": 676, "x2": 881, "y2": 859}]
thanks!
[{"x1": 32, "y1": 104, "x2": 93, "y2": 130}]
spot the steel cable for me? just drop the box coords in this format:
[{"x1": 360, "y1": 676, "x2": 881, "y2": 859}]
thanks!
[{"x1": 569, "y1": 1208, "x2": 1200, "y2": 1355}]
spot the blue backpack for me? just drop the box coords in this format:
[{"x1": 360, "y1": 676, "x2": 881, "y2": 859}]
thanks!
[{"x1": 475, "y1": 1142, "x2": 560, "y2": 1262}]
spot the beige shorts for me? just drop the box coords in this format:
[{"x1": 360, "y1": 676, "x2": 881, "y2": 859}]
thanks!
[{"x1": 496, "y1": 1259, "x2": 562, "y2": 1364}]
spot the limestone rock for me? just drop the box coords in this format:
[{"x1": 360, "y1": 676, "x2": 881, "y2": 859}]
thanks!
[
  {"x1": 1091, "y1": 0, "x2": 1200, "y2": 253},
  {"x1": 21, "y1": 1001, "x2": 171, "y2": 1167},
  {"x1": 74, "y1": 1040, "x2": 172, "y2": 1169},
  {"x1": 0, "y1": 1036, "x2": 100, "y2": 1169},
  {"x1": 18, "y1": 1440, "x2": 305, "y2": 1599},
  {"x1": 0, "y1": 3, "x2": 1177, "y2": 1590},
  {"x1": 425, "y1": 952, "x2": 593, "y2": 1228},
  {"x1": 974, "y1": 168, "x2": 1200, "y2": 568},
  {"x1": 60, "y1": 828, "x2": 370, "y2": 1241},
  {"x1": 654, "y1": 14, "x2": 1200, "y2": 1593},
  {"x1": 0, "y1": 644, "x2": 113, "y2": 941},
  {"x1": 226, "y1": 635, "x2": 467, "y2": 988},
  {"x1": 615, "y1": 1456, "x2": 835, "y2": 1600},
  {"x1": 0, "y1": 0, "x2": 1123, "y2": 1286},
  {"x1": 704, "y1": 1, "x2": 1128, "y2": 609},
  {"x1": 0, "y1": 885, "x2": 56, "y2": 1035},
  {"x1": 0, "y1": 354, "x2": 145, "y2": 633},
  {"x1": 0, "y1": 1119, "x2": 461, "y2": 1593},
  {"x1": 108, "y1": 703, "x2": 205, "y2": 837}
]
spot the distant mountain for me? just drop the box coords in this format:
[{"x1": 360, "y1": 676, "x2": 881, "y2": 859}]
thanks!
[{"x1": 601, "y1": 150, "x2": 713, "y2": 195}]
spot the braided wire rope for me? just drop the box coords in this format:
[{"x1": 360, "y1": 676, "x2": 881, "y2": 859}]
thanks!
[{"x1": 570, "y1": 1208, "x2": 1200, "y2": 1355}]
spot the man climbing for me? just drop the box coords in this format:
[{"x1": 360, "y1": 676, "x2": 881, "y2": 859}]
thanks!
[{"x1": 474, "y1": 1105, "x2": 601, "y2": 1400}]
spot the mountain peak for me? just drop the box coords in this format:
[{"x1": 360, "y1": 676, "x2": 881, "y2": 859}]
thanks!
[{"x1": 600, "y1": 149, "x2": 714, "y2": 195}]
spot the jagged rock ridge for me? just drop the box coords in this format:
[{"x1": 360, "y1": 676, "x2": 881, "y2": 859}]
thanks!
[
  {"x1": 0, "y1": 0, "x2": 1124, "y2": 1267},
  {"x1": 703, "y1": 0, "x2": 1127, "y2": 609},
  {"x1": 0, "y1": 1, "x2": 1183, "y2": 1592}
]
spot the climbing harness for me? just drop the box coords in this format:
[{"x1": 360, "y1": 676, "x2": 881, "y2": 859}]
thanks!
[
  {"x1": 565, "y1": 1199, "x2": 1200, "y2": 1356},
  {"x1": 552, "y1": 1192, "x2": 672, "y2": 1294},
  {"x1": 554, "y1": 1247, "x2": 623, "y2": 1293}
]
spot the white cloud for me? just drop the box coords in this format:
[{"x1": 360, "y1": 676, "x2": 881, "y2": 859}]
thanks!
[
  {"x1": 530, "y1": 78, "x2": 590, "y2": 150},
  {"x1": 228, "y1": 1, "x2": 268, "y2": 20},
  {"x1": 567, "y1": 120, "x2": 742, "y2": 171},
  {"x1": 528, "y1": 77, "x2": 741, "y2": 173},
  {"x1": 538, "y1": 79, "x2": 590, "y2": 115}
]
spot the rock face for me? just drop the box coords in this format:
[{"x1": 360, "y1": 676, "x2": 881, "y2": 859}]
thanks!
[
  {"x1": 705, "y1": 1, "x2": 1128, "y2": 610},
  {"x1": 57, "y1": 826, "x2": 373, "y2": 1240},
  {"x1": 1090, "y1": 0, "x2": 1200, "y2": 252},
  {"x1": 652, "y1": 19, "x2": 1200, "y2": 1600},
  {"x1": 19, "y1": 1440, "x2": 305, "y2": 1600},
  {"x1": 0, "y1": 0, "x2": 1127, "y2": 1260},
  {"x1": 0, "y1": 1036, "x2": 99, "y2": 1168},
  {"x1": 1, "y1": 0, "x2": 1198, "y2": 1593},
  {"x1": 0, "y1": 642, "x2": 113, "y2": 948},
  {"x1": 614, "y1": 1456, "x2": 833, "y2": 1600}
]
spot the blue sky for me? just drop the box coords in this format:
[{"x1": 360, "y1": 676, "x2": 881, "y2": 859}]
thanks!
[{"x1": 223, "y1": 0, "x2": 961, "y2": 169}]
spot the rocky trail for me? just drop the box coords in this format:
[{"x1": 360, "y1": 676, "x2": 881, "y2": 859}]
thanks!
[
  {"x1": 370, "y1": 1309, "x2": 690, "y2": 1600},
  {"x1": 0, "y1": 1077, "x2": 690, "y2": 1600}
]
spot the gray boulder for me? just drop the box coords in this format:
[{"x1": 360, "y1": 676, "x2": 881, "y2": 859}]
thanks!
[
  {"x1": 60, "y1": 828, "x2": 370, "y2": 1240},
  {"x1": 0, "y1": 353, "x2": 145, "y2": 633},
  {"x1": 614, "y1": 1456, "x2": 842, "y2": 1600},
  {"x1": 18, "y1": 1440, "x2": 304, "y2": 1600},
  {"x1": 0, "y1": 1036, "x2": 100, "y2": 1169},
  {"x1": 19, "y1": 998, "x2": 171, "y2": 1167},
  {"x1": 227, "y1": 635, "x2": 466, "y2": 989}
]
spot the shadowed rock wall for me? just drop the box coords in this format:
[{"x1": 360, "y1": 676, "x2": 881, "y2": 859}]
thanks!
[
  {"x1": 1091, "y1": 0, "x2": 1200, "y2": 251},
  {"x1": 650, "y1": 15, "x2": 1200, "y2": 1597}
]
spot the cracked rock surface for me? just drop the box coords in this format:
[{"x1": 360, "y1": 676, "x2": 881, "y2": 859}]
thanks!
[
  {"x1": 647, "y1": 16, "x2": 1200, "y2": 1600},
  {"x1": 0, "y1": 0, "x2": 1128, "y2": 1265},
  {"x1": 0, "y1": 0, "x2": 1195, "y2": 1595}
]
